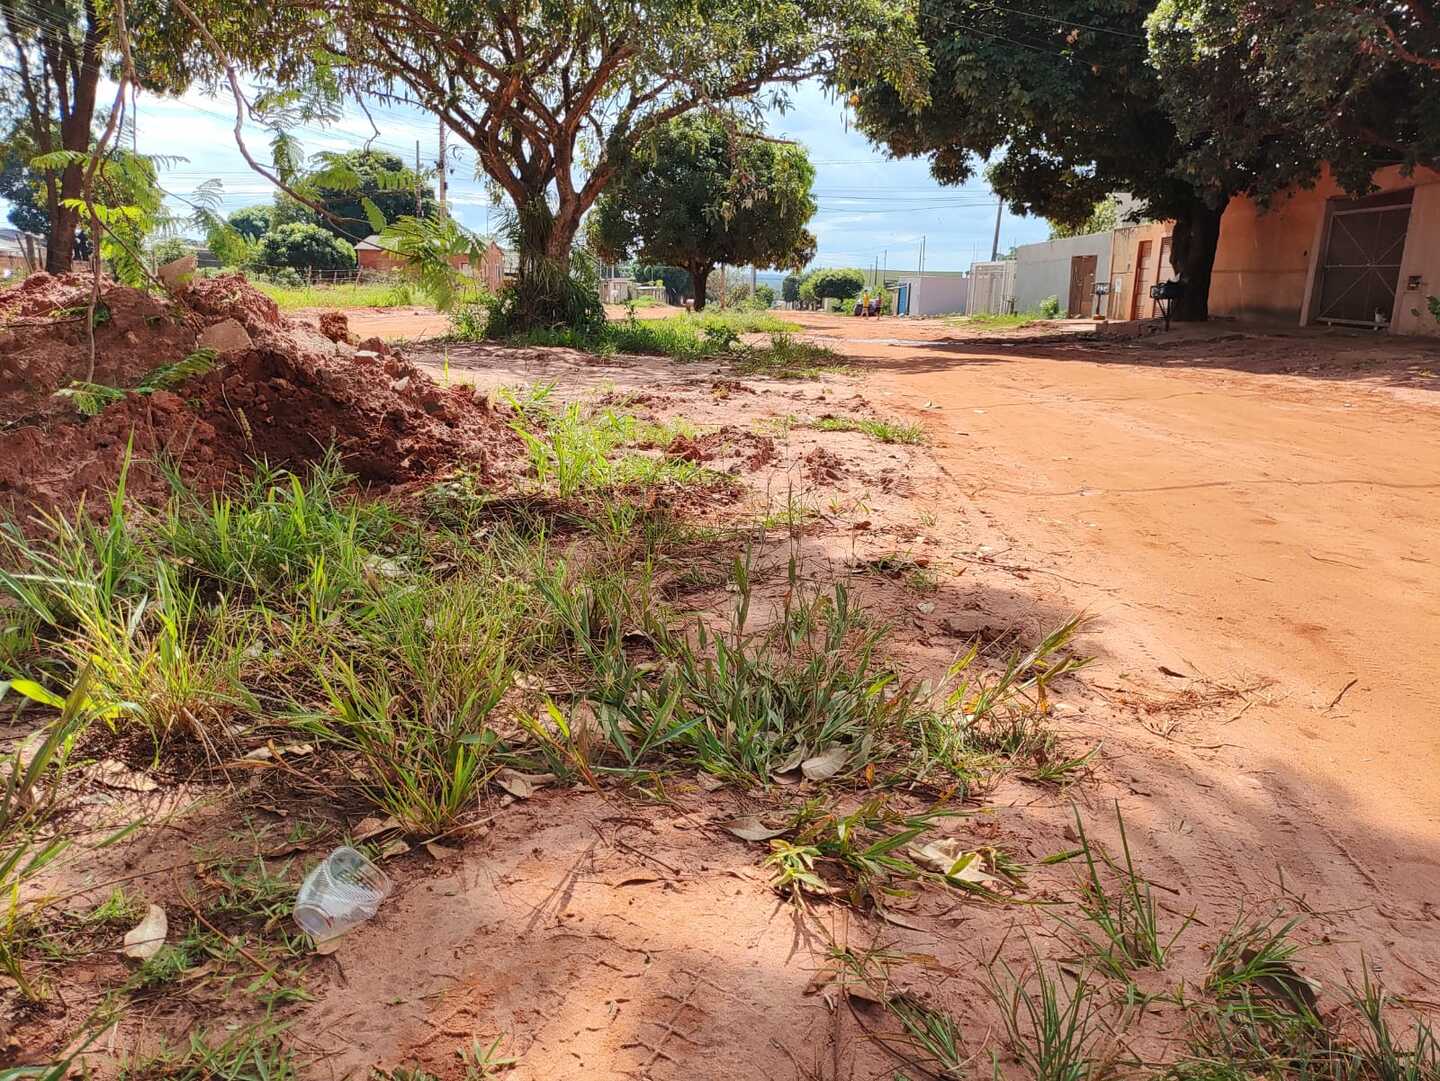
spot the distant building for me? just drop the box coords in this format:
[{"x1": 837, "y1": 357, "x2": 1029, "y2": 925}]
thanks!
[
  {"x1": 1013, "y1": 232, "x2": 1113, "y2": 317},
  {"x1": 966, "y1": 260, "x2": 1017, "y2": 316},
  {"x1": 0, "y1": 228, "x2": 45, "y2": 276},
  {"x1": 1047, "y1": 165, "x2": 1440, "y2": 335},
  {"x1": 354, "y1": 234, "x2": 508, "y2": 293},
  {"x1": 890, "y1": 270, "x2": 969, "y2": 317}
]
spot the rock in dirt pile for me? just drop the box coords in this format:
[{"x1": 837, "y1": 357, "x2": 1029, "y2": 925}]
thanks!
[{"x1": 0, "y1": 272, "x2": 521, "y2": 521}]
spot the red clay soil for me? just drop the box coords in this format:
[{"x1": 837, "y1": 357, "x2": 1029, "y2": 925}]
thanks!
[{"x1": 0, "y1": 272, "x2": 522, "y2": 523}]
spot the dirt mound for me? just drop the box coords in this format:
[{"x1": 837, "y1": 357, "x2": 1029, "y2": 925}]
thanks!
[
  {"x1": 0, "y1": 272, "x2": 198, "y2": 425},
  {"x1": 0, "y1": 273, "x2": 522, "y2": 523}
]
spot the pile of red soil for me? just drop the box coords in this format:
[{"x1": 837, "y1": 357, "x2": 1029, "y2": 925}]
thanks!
[{"x1": 0, "y1": 272, "x2": 521, "y2": 523}]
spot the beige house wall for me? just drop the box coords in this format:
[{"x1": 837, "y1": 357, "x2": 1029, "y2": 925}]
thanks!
[
  {"x1": 1214, "y1": 164, "x2": 1440, "y2": 335},
  {"x1": 1105, "y1": 221, "x2": 1172, "y2": 320}
]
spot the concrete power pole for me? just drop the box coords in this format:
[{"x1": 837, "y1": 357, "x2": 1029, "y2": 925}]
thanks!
[
  {"x1": 415, "y1": 141, "x2": 423, "y2": 217},
  {"x1": 438, "y1": 119, "x2": 448, "y2": 221},
  {"x1": 991, "y1": 197, "x2": 1003, "y2": 261}
]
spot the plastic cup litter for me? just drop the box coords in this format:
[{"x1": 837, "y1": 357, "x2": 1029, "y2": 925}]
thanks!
[{"x1": 294, "y1": 846, "x2": 393, "y2": 943}]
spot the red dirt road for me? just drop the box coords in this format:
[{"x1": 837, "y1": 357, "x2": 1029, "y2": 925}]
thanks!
[{"x1": 793, "y1": 310, "x2": 1440, "y2": 894}]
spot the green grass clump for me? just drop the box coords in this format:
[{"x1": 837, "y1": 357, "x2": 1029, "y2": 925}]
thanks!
[
  {"x1": 811, "y1": 415, "x2": 927, "y2": 445},
  {"x1": 253, "y1": 279, "x2": 417, "y2": 311},
  {"x1": 495, "y1": 310, "x2": 790, "y2": 360},
  {"x1": 944, "y1": 310, "x2": 1048, "y2": 330}
]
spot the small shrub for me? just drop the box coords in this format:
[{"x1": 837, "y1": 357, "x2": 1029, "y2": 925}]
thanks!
[{"x1": 1039, "y1": 295, "x2": 1062, "y2": 318}]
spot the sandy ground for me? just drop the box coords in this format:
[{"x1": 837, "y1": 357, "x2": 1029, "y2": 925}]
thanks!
[
  {"x1": 15, "y1": 304, "x2": 1440, "y2": 1077},
  {"x1": 782, "y1": 310, "x2": 1440, "y2": 895}
]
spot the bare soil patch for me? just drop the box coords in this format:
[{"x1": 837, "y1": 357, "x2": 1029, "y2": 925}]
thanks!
[{"x1": 4, "y1": 295, "x2": 1437, "y2": 1080}]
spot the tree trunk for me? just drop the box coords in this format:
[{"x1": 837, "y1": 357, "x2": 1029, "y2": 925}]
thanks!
[
  {"x1": 1169, "y1": 194, "x2": 1229, "y2": 322},
  {"x1": 690, "y1": 264, "x2": 712, "y2": 312},
  {"x1": 46, "y1": 191, "x2": 80, "y2": 274}
]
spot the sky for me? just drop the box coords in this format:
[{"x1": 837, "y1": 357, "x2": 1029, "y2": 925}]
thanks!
[{"x1": 13, "y1": 78, "x2": 1050, "y2": 273}]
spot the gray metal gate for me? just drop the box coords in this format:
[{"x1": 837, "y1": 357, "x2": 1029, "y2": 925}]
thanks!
[{"x1": 1313, "y1": 197, "x2": 1412, "y2": 328}]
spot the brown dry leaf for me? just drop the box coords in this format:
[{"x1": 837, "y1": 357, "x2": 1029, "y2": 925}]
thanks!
[
  {"x1": 424, "y1": 840, "x2": 457, "y2": 861},
  {"x1": 908, "y1": 840, "x2": 999, "y2": 884},
  {"x1": 378, "y1": 837, "x2": 411, "y2": 860},
  {"x1": 495, "y1": 768, "x2": 556, "y2": 799},
  {"x1": 722, "y1": 815, "x2": 790, "y2": 842},
  {"x1": 93, "y1": 759, "x2": 158, "y2": 793},
  {"x1": 353, "y1": 815, "x2": 401, "y2": 842},
  {"x1": 695, "y1": 772, "x2": 727, "y2": 792},
  {"x1": 801, "y1": 745, "x2": 848, "y2": 781},
  {"x1": 121, "y1": 904, "x2": 167, "y2": 960},
  {"x1": 242, "y1": 741, "x2": 315, "y2": 763}
]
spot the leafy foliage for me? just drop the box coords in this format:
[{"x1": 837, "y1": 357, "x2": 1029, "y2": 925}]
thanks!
[
  {"x1": 227, "y1": 205, "x2": 273, "y2": 242},
  {"x1": 1148, "y1": 0, "x2": 1438, "y2": 197},
  {"x1": 374, "y1": 214, "x2": 484, "y2": 312},
  {"x1": 805, "y1": 267, "x2": 865, "y2": 303},
  {"x1": 591, "y1": 115, "x2": 816, "y2": 311},
  {"x1": 257, "y1": 222, "x2": 357, "y2": 272},
  {"x1": 207, "y1": 0, "x2": 926, "y2": 328},
  {"x1": 272, "y1": 149, "x2": 434, "y2": 244},
  {"x1": 1049, "y1": 198, "x2": 1119, "y2": 240}
]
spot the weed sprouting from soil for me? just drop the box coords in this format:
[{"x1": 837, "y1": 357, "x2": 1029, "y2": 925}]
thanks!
[
  {"x1": 811, "y1": 415, "x2": 927, "y2": 444},
  {"x1": 1063, "y1": 805, "x2": 1190, "y2": 978}
]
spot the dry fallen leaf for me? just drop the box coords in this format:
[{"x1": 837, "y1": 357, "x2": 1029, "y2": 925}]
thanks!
[
  {"x1": 722, "y1": 815, "x2": 790, "y2": 842},
  {"x1": 424, "y1": 840, "x2": 457, "y2": 861},
  {"x1": 495, "y1": 768, "x2": 556, "y2": 799},
  {"x1": 122, "y1": 904, "x2": 168, "y2": 960},
  {"x1": 801, "y1": 745, "x2": 848, "y2": 781},
  {"x1": 353, "y1": 815, "x2": 401, "y2": 842},
  {"x1": 242, "y1": 741, "x2": 315, "y2": 763},
  {"x1": 378, "y1": 837, "x2": 411, "y2": 860},
  {"x1": 695, "y1": 772, "x2": 727, "y2": 792},
  {"x1": 908, "y1": 840, "x2": 999, "y2": 884}
]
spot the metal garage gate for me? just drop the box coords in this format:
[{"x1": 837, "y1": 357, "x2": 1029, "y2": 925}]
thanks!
[{"x1": 1312, "y1": 190, "x2": 1413, "y2": 328}]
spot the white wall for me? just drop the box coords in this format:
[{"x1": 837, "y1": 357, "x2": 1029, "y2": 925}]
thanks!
[
  {"x1": 903, "y1": 274, "x2": 970, "y2": 316},
  {"x1": 1012, "y1": 232, "x2": 1113, "y2": 314},
  {"x1": 967, "y1": 261, "x2": 1017, "y2": 315}
]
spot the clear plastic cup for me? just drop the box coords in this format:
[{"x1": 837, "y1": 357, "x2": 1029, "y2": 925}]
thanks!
[{"x1": 294, "y1": 846, "x2": 393, "y2": 943}]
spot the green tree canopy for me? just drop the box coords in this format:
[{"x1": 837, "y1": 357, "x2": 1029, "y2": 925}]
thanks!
[
  {"x1": 1049, "y1": 197, "x2": 1119, "y2": 241},
  {"x1": 590, "y1": 115, "x2": 817, "y2": 310},
  {"x1": 634, "y1": 264, "x2": 693, "y2": 305},
  {"x1": 257, "y1": 221, "x2": 356, "y2": 272},
  {"x1": 227, "y1": 205, "x2": 273, "y2": 241},
  {"x1": 805, "y1": 267, "x2": 865, "y2": 303},
  {"x1": 273, "y1": 149, "x2": 435, "y2": 245},
  {"x1": 841, "y1": 0, "x2": 1364, "y2": 320},
  {"x1": 782, "y1": 272, "x2": 803, "y2": 303},
  {"x1": 1146, "y1": 0, "x2": 1437, "y2": 200},
  {"x1": 210, "y1": 0, "x2": 926, "y2": 327}
]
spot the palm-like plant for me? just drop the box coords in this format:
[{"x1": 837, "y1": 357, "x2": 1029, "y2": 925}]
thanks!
[{"x1": 377, "y1": 213, "x2": 484, "y2": 312}]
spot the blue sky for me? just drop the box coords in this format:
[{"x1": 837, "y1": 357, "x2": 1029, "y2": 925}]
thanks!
[{"x1": 14, "y1": 78, "x2": 1049, "y2": 273}]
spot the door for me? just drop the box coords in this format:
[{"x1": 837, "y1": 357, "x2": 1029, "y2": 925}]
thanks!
[
  {"x1": 1153, "y1": 236, "x2": 1172, "y2": 317},
  {"x1": 1068, "y1": 254, "x2": 1098, "y2": 317},
  {"x1": 1130, "y1": 240, "x2": 1153, "y2": 320},
  {"x1": 1313, "y1": 195, "x2": 1413, "y2": 328},
  {"x1": 896, "y1": 282, "x2": 910, "y2": 316}
]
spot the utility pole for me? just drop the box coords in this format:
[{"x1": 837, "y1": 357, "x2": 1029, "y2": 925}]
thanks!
[
  {"x1": 917, "y1": 236, "x2": 926, "y2": 314},
  {"x1": 415, "y1": 140, "x2": 422, "y2": 217},
  {"x1": 750, "y1": 265, "x2": 756, "y2": 298},
  {"x1": 437, "y1": 119, "x2": 448, "y2": 222},
  {"x1": 990, "y1": 196, "x2": 1003, "y2": 261}
]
